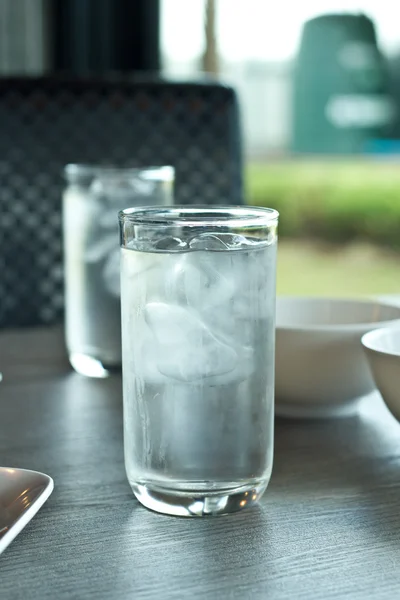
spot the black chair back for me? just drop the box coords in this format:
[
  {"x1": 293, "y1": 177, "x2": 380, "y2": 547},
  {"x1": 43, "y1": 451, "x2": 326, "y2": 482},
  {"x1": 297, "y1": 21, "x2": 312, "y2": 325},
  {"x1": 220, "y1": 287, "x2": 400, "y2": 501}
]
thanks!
[{"x1": 0, "y1": 76, "x2": 243, "y2": 327}]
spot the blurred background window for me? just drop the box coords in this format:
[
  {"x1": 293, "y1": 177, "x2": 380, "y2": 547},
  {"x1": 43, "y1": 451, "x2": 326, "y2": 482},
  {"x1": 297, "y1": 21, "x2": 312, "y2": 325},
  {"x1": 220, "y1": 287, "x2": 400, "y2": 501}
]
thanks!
[
  {"x1": 162, "y1": 0, "x2": 400, "y2": 299},
  {"x1": 162, "y1": 0, "x2": 400, "y2": 157}
]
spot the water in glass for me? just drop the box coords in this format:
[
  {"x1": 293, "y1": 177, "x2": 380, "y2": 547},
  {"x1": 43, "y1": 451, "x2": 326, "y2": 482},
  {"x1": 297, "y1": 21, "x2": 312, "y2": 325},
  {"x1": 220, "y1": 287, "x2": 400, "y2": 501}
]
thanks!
[{"x1": 121, "y1": 227, "x2": 277, "y2": 516}]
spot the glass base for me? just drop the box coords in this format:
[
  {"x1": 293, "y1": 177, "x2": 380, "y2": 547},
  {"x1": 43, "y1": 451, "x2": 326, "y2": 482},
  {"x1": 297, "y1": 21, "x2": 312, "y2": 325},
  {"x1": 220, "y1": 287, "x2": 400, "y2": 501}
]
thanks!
[
  {"x1": 131, "y1": 481, "x2": 268, "y2": 517},
  {"x1": 69, "y1": 352, "x2": 121, "y2": 379},
  {"x1": 275, "y1": 400, "x2": 360, "y2": 419}
]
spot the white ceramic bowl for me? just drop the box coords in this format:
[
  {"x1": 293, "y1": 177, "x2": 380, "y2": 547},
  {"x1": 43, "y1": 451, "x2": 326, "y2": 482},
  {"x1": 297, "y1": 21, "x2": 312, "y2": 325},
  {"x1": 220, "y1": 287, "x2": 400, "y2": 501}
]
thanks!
[
  {"x1": 362, "y1": 328, "x2": 400, "y2": 422},
  {"x1": 275, "y1": 297, "x2": 400, "y2": 418}
]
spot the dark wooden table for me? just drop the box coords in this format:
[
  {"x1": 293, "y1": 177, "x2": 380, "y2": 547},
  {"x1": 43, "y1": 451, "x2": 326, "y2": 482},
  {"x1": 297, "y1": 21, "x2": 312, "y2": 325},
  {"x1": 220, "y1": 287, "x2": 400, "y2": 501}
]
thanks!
[{"x1": 1, "y1": 326, "x2": 400, "y2": 599}]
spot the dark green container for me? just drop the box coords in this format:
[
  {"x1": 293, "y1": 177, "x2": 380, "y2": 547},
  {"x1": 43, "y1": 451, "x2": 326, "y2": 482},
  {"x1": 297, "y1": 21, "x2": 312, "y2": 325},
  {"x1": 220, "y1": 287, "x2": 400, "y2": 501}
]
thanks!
[{"x1": 292, "y1": 13, "x2": 395, "y2": 154}]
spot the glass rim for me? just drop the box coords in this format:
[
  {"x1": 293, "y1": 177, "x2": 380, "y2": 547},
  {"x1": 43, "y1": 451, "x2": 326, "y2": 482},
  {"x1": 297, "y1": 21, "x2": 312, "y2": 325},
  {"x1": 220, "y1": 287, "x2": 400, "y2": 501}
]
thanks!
[
  {"x1": 64, "y1": 164, "x2": 174, "y2": 181},
  {"x1": 118, "y1": 205, "x2": 279, "y2": 228}
]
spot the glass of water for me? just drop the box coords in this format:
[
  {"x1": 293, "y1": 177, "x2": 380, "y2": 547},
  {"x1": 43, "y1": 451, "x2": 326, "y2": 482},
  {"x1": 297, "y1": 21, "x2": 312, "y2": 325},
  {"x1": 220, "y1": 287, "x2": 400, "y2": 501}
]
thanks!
[
  {"x1": 119, "y1": 206, "x2": 278, "y2": 516},
  {"x1": 63, "y1": 165, "x2": 174, "y2": 378}
]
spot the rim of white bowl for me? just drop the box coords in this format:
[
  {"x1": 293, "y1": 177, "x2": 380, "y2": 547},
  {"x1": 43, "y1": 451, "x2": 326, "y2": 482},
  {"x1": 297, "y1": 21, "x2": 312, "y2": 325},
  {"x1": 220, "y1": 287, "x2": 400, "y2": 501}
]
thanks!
[
  {"x1": 276, "y1": 297, "x2": 400, "y2": 332},
  {"x1": 361, "y1": 327, "x2": 400, "y2": 357}
]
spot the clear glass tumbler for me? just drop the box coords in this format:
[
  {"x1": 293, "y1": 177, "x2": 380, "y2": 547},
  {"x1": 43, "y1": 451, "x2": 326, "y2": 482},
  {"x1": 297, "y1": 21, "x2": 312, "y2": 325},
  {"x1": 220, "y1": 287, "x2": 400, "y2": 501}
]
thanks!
[
  {"x1": 63, "y1": 165, "x2": 174, "y2": 378},
  {"x1": 119, "y1": 206, "x2": 278, "y2": 516}
]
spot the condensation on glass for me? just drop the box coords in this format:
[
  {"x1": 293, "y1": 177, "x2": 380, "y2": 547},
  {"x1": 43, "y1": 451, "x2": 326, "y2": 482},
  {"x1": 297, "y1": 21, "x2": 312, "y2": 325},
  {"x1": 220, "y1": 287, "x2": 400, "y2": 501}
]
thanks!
[
  {"x1": 119, "y1": 206, "x2": 279, "y2": 516},
  {"x1": 63, "y1": 165, "x2": 174, "y2": 378}
]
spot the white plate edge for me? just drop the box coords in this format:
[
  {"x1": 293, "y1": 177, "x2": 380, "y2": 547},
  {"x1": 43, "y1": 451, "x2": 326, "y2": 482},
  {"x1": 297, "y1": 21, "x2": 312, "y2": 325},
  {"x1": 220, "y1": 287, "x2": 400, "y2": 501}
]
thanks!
[{"x1": 0, "y1": 470, "x2": 54, "y2": 555}]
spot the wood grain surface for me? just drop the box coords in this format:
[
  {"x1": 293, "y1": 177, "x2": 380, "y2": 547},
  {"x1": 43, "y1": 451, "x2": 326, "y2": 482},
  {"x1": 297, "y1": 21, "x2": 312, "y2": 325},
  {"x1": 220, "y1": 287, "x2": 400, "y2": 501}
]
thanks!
[{"x1": 1, "y1": 327, "x2": 400, "y2": 599}]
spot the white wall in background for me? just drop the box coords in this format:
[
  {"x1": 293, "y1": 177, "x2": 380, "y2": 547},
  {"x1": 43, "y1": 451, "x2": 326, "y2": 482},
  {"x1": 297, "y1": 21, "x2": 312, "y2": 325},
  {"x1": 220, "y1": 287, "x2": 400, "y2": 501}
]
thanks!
[
  {"x1": 222, "y1": 62, "x2": 293, "y2": 156},
  {"x1": 164, "y1": 58, "x2": 293, "y2": 156}
]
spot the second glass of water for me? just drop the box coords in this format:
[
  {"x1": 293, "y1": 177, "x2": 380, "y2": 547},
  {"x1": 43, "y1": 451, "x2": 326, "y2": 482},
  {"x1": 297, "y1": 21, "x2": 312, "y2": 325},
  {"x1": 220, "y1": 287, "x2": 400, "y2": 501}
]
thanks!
[
  {"x1": 63, "y1": 165, "x2": 174, "y2": 378},
  {"x1": 119, "y1": 206, "x2": 278, "y2": 516}
]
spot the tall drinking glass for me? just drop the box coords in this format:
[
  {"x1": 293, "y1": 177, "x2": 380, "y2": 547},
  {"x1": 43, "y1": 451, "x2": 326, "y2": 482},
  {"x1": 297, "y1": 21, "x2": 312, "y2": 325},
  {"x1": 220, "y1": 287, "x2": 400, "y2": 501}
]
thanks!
[
  {"x1": 63, "y1": 165, "x2": 174, "y2": 378},
  {"x1": 119, "y1": 206, "x2": 278, "y2": 516}
]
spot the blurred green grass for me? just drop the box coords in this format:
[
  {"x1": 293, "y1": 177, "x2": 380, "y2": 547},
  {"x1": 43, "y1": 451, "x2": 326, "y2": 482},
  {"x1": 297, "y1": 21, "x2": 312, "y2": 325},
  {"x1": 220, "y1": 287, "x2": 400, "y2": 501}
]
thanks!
[
  {"x1": 277, "y1": 240, "x2": 400, "y2": 296},
  {"x1": 245, "y1": 160, "x2": 400, "y2": 295},
  {"x1": 246, "y1": 160, "x2": 400, "y2": 250}
]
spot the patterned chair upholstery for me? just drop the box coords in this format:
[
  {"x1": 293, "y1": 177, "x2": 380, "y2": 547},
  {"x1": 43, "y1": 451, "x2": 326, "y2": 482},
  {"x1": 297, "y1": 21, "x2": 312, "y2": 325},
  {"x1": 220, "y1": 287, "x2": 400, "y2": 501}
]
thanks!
[{"x1": 0, "y1": 76, "x2": 243, "y2": 328}]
